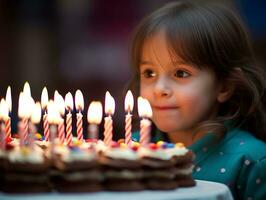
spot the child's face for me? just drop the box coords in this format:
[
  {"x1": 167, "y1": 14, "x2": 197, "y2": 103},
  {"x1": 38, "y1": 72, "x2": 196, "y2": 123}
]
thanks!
[{"x1": 139, "y1": 31, "x2": 221, "y2": 135}]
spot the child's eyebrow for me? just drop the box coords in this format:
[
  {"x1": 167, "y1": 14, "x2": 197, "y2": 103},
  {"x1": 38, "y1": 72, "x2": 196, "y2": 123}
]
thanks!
[{"x1": 140, "y1": 60, "x2": 154, "y2": 65}]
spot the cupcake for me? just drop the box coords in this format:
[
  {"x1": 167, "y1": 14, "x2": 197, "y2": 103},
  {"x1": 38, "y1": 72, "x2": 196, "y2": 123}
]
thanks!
[
  {"x1": 99, "y1": 141, "x2": 144, "y2": 191},
  {"x1": 50, "y1": 143, "x2": 102, "y2": 192},
  {"x1": 138, "y1": 143, "x2": 177, "y2": 190},
  {"x1": 164, "y1": 142, "x2": 196, "y2": 187},
  {"x1": 3, "y1": 144, "x2": 51, "y2": 193}
]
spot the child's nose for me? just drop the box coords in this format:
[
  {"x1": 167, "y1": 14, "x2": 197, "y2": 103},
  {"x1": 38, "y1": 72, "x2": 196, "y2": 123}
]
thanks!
[{"x1": 154, "y1": 77, "x2": 172, "y2": 97}]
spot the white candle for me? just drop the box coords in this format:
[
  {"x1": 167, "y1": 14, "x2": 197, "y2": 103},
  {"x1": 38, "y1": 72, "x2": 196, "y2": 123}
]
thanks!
[{"x1": 87, "y1": 101, "x2": 103, "y2": 140}]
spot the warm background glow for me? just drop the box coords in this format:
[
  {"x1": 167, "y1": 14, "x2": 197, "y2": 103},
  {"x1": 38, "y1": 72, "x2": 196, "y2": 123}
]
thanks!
[{"x1": 0, "y1": 1, "x2": 265, "y2": 139}]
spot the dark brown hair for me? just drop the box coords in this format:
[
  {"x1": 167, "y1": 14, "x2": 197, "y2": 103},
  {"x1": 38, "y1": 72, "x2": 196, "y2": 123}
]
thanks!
[{"x1": 129, "y1": 1, "x2": 266, "y2": 141}]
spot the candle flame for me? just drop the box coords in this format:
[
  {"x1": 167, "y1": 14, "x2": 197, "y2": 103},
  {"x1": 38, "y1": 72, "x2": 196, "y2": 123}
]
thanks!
[
  {"x1": 23, "y1": 82, "x2": 31, "y2": 98},
  {"x1": 31, "y1": 102, "x2": 41, "y2": 124},
  {"x1": 104, "y1": 91, "x2": 115, "y2": 115},
  {"x1": 18, "y1": 92, "x2": 26, "y2": 118},
  {"x1": 5, "y1": 86, "x2": 12, "y2": 112},
  {"x1": 87, "y1": 101, "x2": 103, "y2": 124},
  {"x1": 47, "y1": 100, "x2": 61, "y2": 124},
  {"x1": 124, "y1": 90, "x2": 134, "y2": 113},
  {"x1": 137, "y1": 97, "x2": 152, "y2": 118},
  {"x1": 65, "y1": 92, "x2": 73, "y2": 111},
  {"x1": 75, "y1": 90, "x2": 84, "y2": 111},
  {"x1": 0, "y1": 98, "x2": 9, "y2": 121},
  {"x1": 54, "y1": 92, "x2": 65, "y2": 116},
  {"x1": 18, "y1": 92, "x2": 34, "y2": 119},
  {"x1": 41, "y1": 87, "x2": 49, "y2": 110}
]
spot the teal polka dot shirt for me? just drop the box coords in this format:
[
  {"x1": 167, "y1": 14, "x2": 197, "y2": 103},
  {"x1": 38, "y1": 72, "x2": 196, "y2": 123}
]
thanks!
[{"x1": 132, "y1": 128, "x2": 266, "y2": 200}]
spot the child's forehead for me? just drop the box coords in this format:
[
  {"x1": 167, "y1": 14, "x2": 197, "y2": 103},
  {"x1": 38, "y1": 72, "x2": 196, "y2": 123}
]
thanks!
[{"x1": 141, "y1": 32, "x2": 189, "y2": 68}]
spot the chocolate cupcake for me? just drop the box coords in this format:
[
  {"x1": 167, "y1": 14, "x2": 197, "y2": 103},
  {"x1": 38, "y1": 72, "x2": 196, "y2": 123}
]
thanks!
[
  {"x1": 3, "y1": 144, "x2": 51, "y2": 193},
  {"x1": 50, "y1": 144, "x2": 102, "y2": 192},
  {"x1": 138, "y1": 143, "x2": 178, "y2": 190},
  {"x1": 165, "y1": 143, "x2": 196, "y2": 187},
  {"x1": 99, "y1": 142, "x2": 144, "y2": 191}
]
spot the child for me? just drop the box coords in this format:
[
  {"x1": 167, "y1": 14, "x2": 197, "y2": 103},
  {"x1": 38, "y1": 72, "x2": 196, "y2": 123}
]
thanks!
[{"x1": 129, "y1": 1, "x2": 266, "y2": 199}]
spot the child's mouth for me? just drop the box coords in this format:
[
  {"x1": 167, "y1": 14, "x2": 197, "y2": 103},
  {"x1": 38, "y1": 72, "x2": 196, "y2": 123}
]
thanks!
[{"x1": 153, "y1": 105, "x2": 179, "y2": 111}]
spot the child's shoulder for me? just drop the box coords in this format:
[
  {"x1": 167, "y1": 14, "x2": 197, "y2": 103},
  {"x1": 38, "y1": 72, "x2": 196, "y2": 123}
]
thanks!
[{"x1": 222, "y1": 128, "x2": 266, "y2": 160}]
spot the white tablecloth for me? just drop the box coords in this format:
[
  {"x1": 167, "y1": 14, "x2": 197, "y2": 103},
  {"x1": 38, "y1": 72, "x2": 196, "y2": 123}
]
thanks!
[{"x1": 0, "y1": 180, "x2": 233, "y2": 200}]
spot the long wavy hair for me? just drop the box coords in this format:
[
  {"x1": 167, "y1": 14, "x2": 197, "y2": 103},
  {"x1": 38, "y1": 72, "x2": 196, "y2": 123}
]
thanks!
[{"x1": 128, "y1": 1, "x2": 266, "y2": 141}]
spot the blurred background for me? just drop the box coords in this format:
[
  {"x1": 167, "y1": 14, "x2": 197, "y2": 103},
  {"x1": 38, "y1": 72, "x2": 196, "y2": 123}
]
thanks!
[{"x1": 0, "y1": 0, "x2": 265, "y2": 140}]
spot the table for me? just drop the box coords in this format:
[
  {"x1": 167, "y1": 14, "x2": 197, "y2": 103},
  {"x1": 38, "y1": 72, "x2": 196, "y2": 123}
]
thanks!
[{"x1": 0, "y1": 180, "x2": 233, "y2": 200}]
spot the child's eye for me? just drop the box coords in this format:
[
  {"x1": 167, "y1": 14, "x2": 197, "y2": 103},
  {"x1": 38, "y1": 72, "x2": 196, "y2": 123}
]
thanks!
[
  {"x1": 142, "y1": 69, "x2": 156, "y2": 78},
  {"x1": 174, "y1": 70, "x2": 191, "y2": 78}
]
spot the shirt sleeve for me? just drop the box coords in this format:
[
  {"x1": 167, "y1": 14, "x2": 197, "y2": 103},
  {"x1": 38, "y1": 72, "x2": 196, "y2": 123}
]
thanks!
[{"x1": 241, "y1": 157, "x2": 266, "y2": 199}]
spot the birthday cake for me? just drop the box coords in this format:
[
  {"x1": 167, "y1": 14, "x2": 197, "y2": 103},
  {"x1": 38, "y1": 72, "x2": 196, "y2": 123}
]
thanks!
[{"x1": 0, "y1": 84, "x2": 196, "y2": 193}]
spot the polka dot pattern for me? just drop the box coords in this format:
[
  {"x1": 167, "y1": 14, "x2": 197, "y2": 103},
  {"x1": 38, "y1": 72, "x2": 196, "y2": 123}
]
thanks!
[
  {"x1": 245, "y1": 160, "x2": 250, "y2": 166},
  {"x1": 256, "y1": 179, "x2": 261, "y2": 184},
  {"x1": 196, "y1": 166, "x2": 201, "y2": 172},
  {"x1": 220, "y1": 168, "x2": 226, "y2": 173}
]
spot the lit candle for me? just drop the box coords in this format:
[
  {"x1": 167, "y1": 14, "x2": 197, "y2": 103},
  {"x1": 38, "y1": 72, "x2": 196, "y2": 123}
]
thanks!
[
  {"x1": 47, "y1": 100, "x2": 61, "y2": 158},
  {"x1": 75, "y1": 90, "x2": 84, "y2": 141},
  {"x1": 87, "y1": 101, "x2": 103, "y2": 140},
  {"x1": 0, "y1": 99, "x2": 9, "y2": 150},
  {"x1": 41, "y1": 87, "x2": 50, "y2": 141},
  {"x1": 54, "y1": 91, "x2": 65, "y2": 144},
  {"x1": 5, "y1": 86, "x2": 12, "y2": 140},
  {"x1": 65, "y1": 92, "x2": 73, "y2": 146},
  {"x1": 124, "y1": 90, "x2": 134, "y2": 145},
  {"x1": 138, "y1": 97, "x2": 153, "y2": 146},
  {"x1": 29, "y1": 102, "x2": 41, "y2": 149},
  {"x1": 103, "y1": 91, "x2": 115, "y2": 146},
  {"x1": 18, "y1": 83, "x2": 32, "y2": 147}
]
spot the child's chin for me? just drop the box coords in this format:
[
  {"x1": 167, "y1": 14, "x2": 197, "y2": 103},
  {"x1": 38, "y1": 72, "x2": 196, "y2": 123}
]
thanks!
[{"x1": 156, "y1": 123, "x2": 179, "y2": 133}]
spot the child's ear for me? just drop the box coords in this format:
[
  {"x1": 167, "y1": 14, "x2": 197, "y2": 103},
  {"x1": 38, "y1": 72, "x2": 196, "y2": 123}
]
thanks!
[{"x1": 217, "y1": 68, "x2": 241, "y2": 103}]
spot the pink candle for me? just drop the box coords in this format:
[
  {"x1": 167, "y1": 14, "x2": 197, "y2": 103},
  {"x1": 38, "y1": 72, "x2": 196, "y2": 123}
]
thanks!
[
  {"x1": 58, "y1": 118, "x2": 65, "y2": 144},
  {"x1": 28, "y1": 121, "x2": 36, "y2": 149},
  {"x1": 75, "y1": 90, "x2": 84, "y2": 141},
  {"x1": 66, "y1": 112, "x2": 73, "y2": 145},
  {"x1": 140, "y1": 118, "x2": 151, "y2": 145},
  {"x1": 18, "y1": 118, "x2": 28, "y2": 146},
  {"x1": 5, "y1": 117, "x2": 11, "y2": 140},
  {"x1": 137, "y1": 97, "x2": 153, "y2": 146},
  {"x1": 65, "y1": 92, "x2": 74, "y2": 146},
  {"x1": 104, "y1": 115, "x2": 113, "y2": 146},
  {"x1": 0, "y1": 123, "x2": 5, "y2": 150},
  {"x1": 76, "y1": 112, "x2": 83, "y2": 141},
  {"x1": 54, "y1": 92, "x2": 65, "y2": 144},
  {"x1": 103, "y1": 92, "x2": 115, "y2": 146},
  {"x1": 43, "y1": 113, "x2": 50, "y2": 141},
  {"x1": 125, "y1": 113, "x2": 132, "y2": 145},
  {"x1": 124, "y1": 90, "x2": 134, "y2": 145},
  {"x1": 5, "y1": 86, "x2": 12, "y2": 140}
]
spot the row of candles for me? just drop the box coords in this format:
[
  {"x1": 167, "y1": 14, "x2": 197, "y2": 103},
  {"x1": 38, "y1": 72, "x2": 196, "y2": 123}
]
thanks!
[{"x1": 0, "y1": 82, "x2": 153, "y2": 149}]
